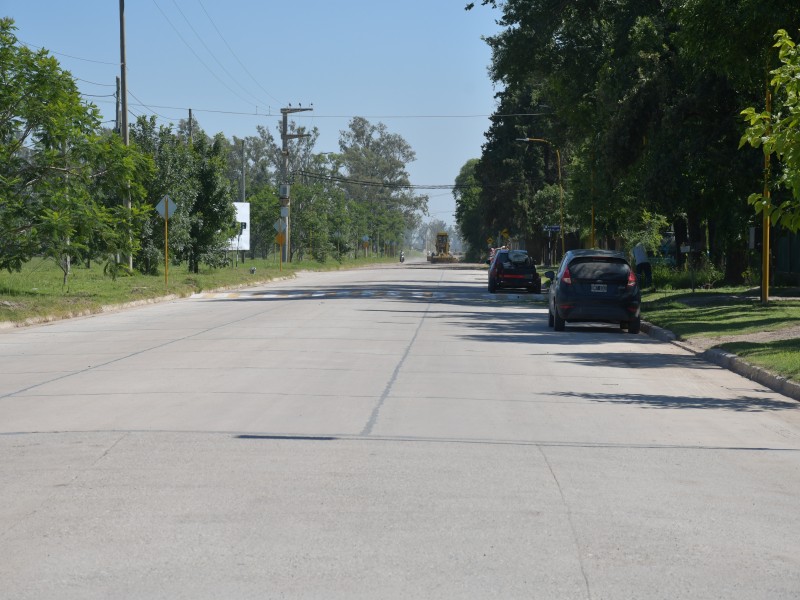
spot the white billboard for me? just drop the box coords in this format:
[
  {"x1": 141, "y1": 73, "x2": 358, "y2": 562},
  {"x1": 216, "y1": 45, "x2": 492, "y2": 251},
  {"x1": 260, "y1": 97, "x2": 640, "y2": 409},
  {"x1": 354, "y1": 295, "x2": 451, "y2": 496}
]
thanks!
[{"x1": 228, "y1": 202, "x2": 250, "y2": 251}]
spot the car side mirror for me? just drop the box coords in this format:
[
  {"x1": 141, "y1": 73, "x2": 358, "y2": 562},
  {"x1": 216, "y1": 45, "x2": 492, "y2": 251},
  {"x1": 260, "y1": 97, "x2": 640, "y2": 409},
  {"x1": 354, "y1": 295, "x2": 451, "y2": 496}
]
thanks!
[{"x1": 544, "y1": 270, "x2": 555, "y2": 280}]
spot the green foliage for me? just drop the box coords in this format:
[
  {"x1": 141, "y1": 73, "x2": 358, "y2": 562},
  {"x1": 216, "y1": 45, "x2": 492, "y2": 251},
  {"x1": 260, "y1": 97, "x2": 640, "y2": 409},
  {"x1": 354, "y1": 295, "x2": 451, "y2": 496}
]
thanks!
[
  {"x1": 463, "y1": 2, "x2": 800, "y2": 281},
  {"x1": 741, "y1": 29, "x2": 800, "y2": 232},
  {"x1": 0, "y1": 18, "x2": 153, "y2": 278}
]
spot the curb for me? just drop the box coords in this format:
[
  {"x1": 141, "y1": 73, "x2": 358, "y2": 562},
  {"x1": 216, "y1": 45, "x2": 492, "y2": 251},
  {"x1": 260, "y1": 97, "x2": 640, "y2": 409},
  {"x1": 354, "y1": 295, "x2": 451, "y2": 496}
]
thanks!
[{"x1": 641, "y1": 321, "x2": 800, "y2": 402}]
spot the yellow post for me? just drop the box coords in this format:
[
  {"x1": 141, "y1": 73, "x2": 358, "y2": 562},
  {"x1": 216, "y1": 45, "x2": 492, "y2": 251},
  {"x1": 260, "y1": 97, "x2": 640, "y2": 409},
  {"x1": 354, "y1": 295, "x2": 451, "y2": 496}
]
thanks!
[{"x1": 164, "y1": 196, "x2": 169, "y2": 290}]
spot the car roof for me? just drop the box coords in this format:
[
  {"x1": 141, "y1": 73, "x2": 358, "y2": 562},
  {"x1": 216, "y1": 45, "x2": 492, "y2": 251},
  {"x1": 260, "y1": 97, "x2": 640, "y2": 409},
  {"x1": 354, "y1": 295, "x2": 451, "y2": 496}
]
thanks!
[{"x1": 566, "y1": 249, "x2": 627, "y2": 259}]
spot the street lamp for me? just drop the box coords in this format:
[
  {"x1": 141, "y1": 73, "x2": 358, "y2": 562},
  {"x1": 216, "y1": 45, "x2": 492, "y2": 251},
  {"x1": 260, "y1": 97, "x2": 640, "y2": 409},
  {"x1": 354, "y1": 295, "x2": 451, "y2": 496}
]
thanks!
[{"x1": 517, "y1": 137, "x2": 565, "y2": 257}]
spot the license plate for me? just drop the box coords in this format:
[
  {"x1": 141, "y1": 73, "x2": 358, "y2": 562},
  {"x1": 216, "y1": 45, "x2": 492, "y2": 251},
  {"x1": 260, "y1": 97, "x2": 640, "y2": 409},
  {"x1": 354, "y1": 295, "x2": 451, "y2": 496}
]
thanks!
[{"x1": 590, "y1": 283, "x2": 607, "y2": 293}]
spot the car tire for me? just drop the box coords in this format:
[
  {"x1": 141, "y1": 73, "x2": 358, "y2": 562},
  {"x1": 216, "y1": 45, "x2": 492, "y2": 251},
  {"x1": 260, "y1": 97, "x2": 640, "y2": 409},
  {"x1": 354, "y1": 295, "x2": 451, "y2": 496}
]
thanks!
[
  {"x1": 554, "y1": 312, "x2": 566, "y2": 332},
  {"x1": 548, "y1": 310, "x2": 554, "y2": 327},
  {"x1": 628, "y1": 316, "x2": 641, "y2": 334},
  {"x1": 488, "y1": 277, "x2": 497, "y2": 293}
]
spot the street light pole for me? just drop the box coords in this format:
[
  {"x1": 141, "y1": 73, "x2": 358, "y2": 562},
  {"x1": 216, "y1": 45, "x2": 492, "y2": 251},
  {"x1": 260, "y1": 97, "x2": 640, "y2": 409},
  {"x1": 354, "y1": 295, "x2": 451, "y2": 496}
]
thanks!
[{"x1": 517, "y1": 137, "x2": 565, "y2": 257}]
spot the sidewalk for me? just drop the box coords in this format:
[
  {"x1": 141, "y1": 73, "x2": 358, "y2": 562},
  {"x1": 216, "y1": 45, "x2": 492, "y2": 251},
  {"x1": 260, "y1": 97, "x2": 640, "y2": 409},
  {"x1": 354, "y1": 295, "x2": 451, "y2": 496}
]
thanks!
[{"x1": 641, "y1": 321, "x2": 800, "y2": 402}]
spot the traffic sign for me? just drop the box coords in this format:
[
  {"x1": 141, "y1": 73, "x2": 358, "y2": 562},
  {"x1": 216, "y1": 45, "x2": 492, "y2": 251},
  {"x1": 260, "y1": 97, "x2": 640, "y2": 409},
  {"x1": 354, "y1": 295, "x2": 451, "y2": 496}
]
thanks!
[
  {"x1": 487, "y1": 237, "x2": 494, "y2": 245},
  {"x1": 155, "y1": 195, "x2": 176, "y2": 219},
  {"x1": 274, "y1": 219, "x2": 286, "y2": 233},
  {"x1": 275, "y1": 232, "x2": 285, "y2": 245},
  {"x1": 544, "y1": 225, "x2": 561, "y2": 232}
]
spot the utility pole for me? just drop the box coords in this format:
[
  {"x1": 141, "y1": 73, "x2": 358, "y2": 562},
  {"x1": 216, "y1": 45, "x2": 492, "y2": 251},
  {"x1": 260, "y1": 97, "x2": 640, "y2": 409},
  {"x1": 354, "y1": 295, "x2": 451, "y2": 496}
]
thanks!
[
  {"x1": 188, "y1": 108, "x2": 193, "y2": 144},
  {"x1": 115, "y1": 77, "x2": 121, "y2": 134},
  {"x1": 280, "y1": 106, "x2": 312, "y2": 262},
  {"x1": 118, "y1": 0, "x2": 132, "y2": 269},
  {"x1": 241, "y1": 139, "x2": 246, "y2": 202}
]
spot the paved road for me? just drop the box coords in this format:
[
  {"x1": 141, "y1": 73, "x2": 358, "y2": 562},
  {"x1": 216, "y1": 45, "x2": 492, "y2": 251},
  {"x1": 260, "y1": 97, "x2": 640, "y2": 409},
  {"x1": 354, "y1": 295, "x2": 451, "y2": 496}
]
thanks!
[{"x1": 2, "y1": 263, "x2": 800, "y2": 599}]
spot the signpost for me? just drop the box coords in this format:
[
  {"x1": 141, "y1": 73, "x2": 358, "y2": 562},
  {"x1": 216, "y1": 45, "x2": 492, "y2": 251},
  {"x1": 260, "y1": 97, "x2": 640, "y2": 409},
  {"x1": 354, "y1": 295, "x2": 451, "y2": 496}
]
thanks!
[{"x1": 155, "y1": 195, "x2": 176, "y2": 289}]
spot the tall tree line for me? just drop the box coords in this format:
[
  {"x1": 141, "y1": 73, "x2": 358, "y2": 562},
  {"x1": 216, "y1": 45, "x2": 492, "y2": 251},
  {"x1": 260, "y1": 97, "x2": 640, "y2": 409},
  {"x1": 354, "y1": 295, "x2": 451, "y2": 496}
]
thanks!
[
  {"x1": 0, "y1": 17, "x2": 427, "y2": 280},
  {"x1": 459, "y1": 1, "x2": 800, "y2": 279}
]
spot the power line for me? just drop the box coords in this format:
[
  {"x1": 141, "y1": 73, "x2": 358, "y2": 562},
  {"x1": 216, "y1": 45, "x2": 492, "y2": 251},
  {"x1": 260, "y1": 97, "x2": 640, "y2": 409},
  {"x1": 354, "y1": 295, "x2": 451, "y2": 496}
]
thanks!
[
  {"x1": 128, "y1": 89, "x2": 175, "y2": 121},
  {"x1": 197, "y1": 0, "x2": 285, "y2": 106},
  {"x1": 168, "y1": 0, "x2": 271, "y2": 110},
  {"x1": 75, "y1": 77, "x2": 117, "y2": 87},
  {"x1": 297, "y1": 171, "x2": 529, "y2": 191},
  {"x1": 150, "y1": 0, "x2": 262, "y2": 109},
  {"x1": 18, "y1": 40, "x2": 118, "y2": 65}
]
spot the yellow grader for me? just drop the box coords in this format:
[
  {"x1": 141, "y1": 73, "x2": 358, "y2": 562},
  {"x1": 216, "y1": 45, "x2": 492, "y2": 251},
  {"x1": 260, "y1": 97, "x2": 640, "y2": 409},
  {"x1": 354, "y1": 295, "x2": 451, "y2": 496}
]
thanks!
[{"x1": 429, "y1": 232, "x2": 458, "y2": 264}]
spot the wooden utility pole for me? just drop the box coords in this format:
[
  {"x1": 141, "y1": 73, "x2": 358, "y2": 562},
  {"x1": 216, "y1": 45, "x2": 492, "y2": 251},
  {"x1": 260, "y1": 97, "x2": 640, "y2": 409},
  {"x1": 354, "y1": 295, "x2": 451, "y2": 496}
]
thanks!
[{"x1": 279, "y1": 106, "x2": 312, "y2": 262}]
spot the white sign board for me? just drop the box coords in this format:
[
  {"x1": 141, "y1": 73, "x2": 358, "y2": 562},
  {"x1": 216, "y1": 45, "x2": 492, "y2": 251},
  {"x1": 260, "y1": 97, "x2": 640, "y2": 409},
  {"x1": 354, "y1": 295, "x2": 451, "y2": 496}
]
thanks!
[{"x1": 228, "y1": 202, "x2": 250, "y2": 251}]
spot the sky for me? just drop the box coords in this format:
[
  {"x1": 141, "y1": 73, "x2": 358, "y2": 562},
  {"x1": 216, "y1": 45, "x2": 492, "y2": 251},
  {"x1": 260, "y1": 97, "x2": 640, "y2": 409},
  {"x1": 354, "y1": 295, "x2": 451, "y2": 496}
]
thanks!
[{"x1": 4, "y1": 0, "x2": 503, "y2": 226}]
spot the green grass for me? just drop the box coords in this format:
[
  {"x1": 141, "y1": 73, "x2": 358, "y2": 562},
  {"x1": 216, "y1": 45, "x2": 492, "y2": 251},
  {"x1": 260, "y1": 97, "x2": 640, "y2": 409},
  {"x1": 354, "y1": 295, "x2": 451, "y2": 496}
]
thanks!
[
  {"x1": 718, "y1": 339, "x2": 800, "y2": 382},
  {"x1": 641, "y1": 296, "x2": 800, "y2": 339},
  {"x1": 0, "y1": 255, "x2": 397, "y2": 325}
]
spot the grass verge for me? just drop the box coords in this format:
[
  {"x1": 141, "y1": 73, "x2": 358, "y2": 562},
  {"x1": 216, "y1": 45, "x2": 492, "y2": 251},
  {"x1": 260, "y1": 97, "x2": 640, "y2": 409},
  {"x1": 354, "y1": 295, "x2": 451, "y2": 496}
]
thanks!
[
  {"x1": 0, "y1": 255, "x2": 397, "y2": 326},
  {"x1": 718, "y1": 339, "x2": 800, "y2": 382},
  {"x1": 642, "y1": 291, "x2": 800, "y2": 383}
]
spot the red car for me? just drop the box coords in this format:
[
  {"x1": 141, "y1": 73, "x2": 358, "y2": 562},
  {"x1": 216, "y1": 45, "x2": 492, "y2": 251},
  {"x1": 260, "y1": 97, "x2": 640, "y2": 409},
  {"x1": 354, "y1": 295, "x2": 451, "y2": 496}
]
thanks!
[{"x1": 488, "y1": 249, "x2": 542, "y2": 293}]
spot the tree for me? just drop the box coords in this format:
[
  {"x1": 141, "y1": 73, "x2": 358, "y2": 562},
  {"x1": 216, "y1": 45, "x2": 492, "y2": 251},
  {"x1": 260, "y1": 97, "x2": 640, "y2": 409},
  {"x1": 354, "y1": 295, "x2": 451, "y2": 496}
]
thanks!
[
  {"x1": 741, "y1": 29, "x2": 800, "y2": 232},
  {"x1": 0, "y1": 18, "x2": 151, "y2": 279},
  {"x1": 338, "y1": 117, "x2": 428, "y2": 251},
  {"x1": 186, "y1": 134, "x2": 236, "y2": 273},
  {"x1": 453, "y1": 159, "x2": 485, "y2": 259}
]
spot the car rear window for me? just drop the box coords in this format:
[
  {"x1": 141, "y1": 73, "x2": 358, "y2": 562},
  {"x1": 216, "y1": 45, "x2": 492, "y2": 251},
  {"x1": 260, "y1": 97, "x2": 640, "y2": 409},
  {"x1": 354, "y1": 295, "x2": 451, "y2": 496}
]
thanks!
[
  {"x1": 568, "y1": 257, "x2": 629, "y2": 279},
  {"x1": 507, "y1": 251, "x2": 531, "y2": 265}
]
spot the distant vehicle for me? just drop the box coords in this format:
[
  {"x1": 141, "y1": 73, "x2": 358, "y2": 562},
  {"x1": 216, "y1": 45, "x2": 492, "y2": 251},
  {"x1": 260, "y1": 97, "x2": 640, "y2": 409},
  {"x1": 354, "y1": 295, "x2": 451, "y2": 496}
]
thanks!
[
  {"x1": 430, "y1": 232, "x2": 457, "y2": 264},
  {"x1": 400, "y1": 251, "x2": 405, "y2": 263},
  {"x1": 545, "y1": 249, "x2": 641, "y2": 333},
  {"x1": 488, "y1": 249, "x2": 542, "y2": 293}
]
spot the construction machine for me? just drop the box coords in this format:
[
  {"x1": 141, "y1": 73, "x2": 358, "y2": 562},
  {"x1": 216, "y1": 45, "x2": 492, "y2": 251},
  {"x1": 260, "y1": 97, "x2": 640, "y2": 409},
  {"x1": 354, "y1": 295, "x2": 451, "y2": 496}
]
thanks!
[{"x1": 430, "y1": 232, "x2": 458, "y2": 264}]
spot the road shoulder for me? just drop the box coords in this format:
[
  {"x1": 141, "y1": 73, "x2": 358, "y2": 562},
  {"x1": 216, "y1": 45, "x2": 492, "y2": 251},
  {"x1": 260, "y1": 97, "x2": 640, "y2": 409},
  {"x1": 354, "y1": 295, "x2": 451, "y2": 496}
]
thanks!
[{"x1": 642, "y1": 321, "x2": 800, "y2": 402}]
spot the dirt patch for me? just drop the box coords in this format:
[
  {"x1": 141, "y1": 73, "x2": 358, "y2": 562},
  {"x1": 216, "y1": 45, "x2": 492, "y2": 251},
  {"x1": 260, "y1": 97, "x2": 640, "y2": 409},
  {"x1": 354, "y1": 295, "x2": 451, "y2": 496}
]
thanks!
[{"x1": 682, "y1": 323, "x2": 800, "y2": 353}]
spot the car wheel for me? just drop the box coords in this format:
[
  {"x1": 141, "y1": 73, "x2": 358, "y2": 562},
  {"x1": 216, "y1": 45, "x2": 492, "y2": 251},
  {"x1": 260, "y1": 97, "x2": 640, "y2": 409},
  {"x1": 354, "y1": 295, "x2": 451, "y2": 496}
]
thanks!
[
  {"x1": 488, "y1": 277, "x2": 497, "y2": 293},
  {"x1": 548, "y1": 310, "x2": 554, "y2": 327},
  {"x1": 554, "y1": 311, "x2": 566, "y2": 332},
  {"x1": 628, "y1": 316, "x2": 641, "y2": 334}
]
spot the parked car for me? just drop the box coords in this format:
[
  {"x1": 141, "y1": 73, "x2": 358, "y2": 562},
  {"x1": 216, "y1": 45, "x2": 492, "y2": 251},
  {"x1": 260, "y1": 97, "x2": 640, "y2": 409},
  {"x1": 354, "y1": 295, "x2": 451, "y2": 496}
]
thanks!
[
  {"x1": 545, "y1": 249, "x2": 641, "y2": 333},
  {"x1": 488, "y1": 249, "x2": 542, "y2": 293}
]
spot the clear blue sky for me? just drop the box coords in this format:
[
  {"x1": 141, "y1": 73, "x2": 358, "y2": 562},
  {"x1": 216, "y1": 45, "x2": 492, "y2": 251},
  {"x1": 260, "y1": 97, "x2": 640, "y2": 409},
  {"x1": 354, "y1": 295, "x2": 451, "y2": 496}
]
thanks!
[{"x1": 4, "y1": 0, "x2": 502, "y2": 226}]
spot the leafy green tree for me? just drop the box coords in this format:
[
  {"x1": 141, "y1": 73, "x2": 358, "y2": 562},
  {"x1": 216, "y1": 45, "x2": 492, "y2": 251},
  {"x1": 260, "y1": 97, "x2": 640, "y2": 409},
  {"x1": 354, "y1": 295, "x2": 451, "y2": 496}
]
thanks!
[
  {"x1": 338, "y1": 117, "x2": 428, "y2": 250},
  {"x1": 0, "y1": 18, "x2": 150, "y2": 278},
  {"x1": 453, "y1": 159, "x2": 485, "y2": 259},
  {"x1": 186, "y1": 134, "x2": 236, "y2": 272},
  {"x1": 741, "y1": 29, "x2": 800, "y2": 232}
]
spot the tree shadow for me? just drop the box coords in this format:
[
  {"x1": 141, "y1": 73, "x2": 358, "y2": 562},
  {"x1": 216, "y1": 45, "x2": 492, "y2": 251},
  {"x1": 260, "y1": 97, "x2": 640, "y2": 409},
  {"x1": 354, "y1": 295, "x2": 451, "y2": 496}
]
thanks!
[{"x1": 551, "y1": 390, "x2": 797, "y2": 412}]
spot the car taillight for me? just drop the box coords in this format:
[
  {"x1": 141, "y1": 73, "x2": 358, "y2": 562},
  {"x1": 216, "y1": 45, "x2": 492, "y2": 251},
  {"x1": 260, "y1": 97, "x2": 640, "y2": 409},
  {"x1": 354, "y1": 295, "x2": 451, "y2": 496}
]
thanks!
[
  {"x1": 627, "y1": 270, "x2": 637, "y2": 288},
  {"x1": 562, "y1": 266, "x2": 572, "y2": 285}
]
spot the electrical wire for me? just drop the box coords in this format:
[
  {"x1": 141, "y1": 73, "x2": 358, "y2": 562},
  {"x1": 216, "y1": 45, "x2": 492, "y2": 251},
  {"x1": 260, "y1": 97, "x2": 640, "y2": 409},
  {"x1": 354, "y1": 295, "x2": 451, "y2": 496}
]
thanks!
[
  {"x1": 75, "y1": 77, "x2": 116, "y2": 87},
  {"x1": 197, "y1": 0, "x2": 285, "y2": 106},
  {"x1": 168, "y1": 0, "x2": 271, "y2": 110},
  {"x1": 150, "y1": 0, "x2": 262, "y2": 108},
  {"x1": 18, "y1": 40, "x2": 118, "y2": 65}
]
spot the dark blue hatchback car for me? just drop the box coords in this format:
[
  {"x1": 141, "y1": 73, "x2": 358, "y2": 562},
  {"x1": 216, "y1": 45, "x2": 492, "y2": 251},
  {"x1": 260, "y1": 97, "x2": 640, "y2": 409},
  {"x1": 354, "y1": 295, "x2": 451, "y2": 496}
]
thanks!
[{"x1": 544, "y1": 249, "x2": 641, "y2": 333}]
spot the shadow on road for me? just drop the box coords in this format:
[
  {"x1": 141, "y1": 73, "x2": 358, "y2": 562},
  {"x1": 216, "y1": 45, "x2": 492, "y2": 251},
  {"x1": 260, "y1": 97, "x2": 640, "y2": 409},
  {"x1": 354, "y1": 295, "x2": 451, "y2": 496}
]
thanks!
[{"x1": 551, "y1": 390, "x2": 797, "y2": 412}]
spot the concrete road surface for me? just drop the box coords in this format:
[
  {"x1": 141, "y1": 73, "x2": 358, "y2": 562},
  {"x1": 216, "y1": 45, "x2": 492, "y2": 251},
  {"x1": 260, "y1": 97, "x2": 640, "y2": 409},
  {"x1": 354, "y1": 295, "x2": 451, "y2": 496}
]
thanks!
[{"x1": 2, "y1": 263, "x2": 800, "y2": 599}]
